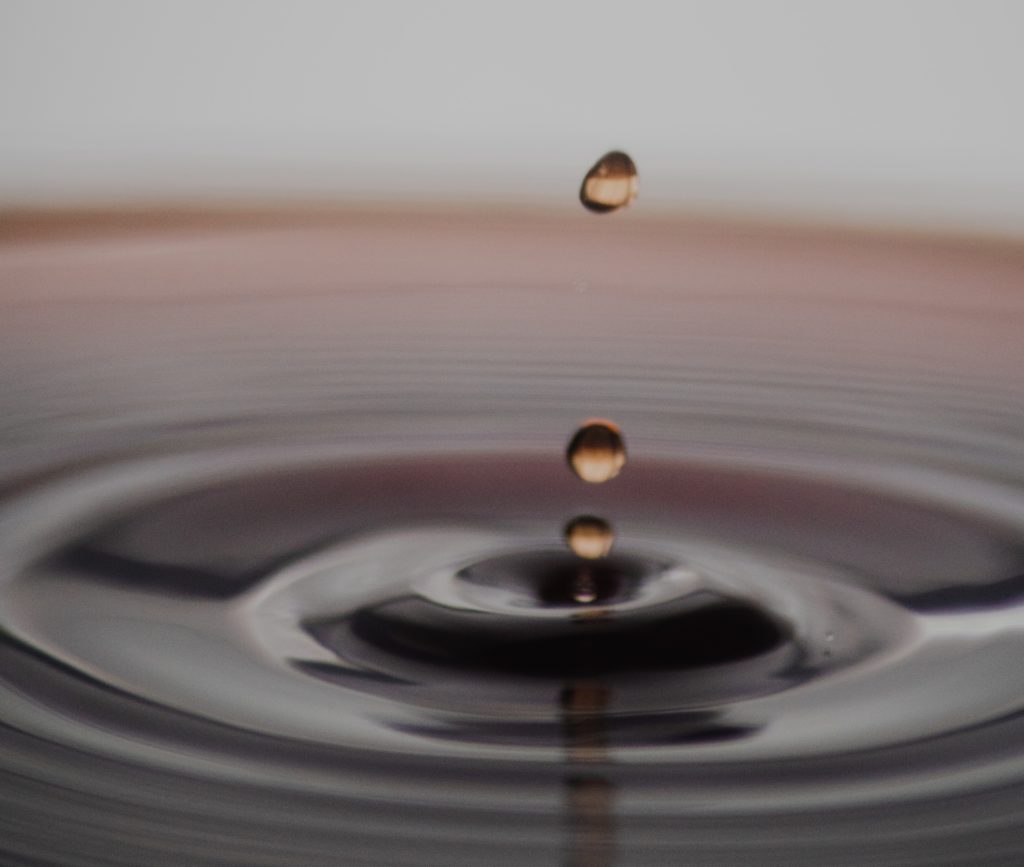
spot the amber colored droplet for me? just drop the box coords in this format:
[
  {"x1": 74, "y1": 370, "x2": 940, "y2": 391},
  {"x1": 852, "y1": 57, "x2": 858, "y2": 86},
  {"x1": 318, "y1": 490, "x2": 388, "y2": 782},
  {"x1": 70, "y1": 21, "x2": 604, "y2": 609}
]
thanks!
[
  {"x1": 564, "y1": 516, "x2": 615, "y2": 560},
  {"x1": 579, "y1": 151, "x2": 638, "y2": 213},
  {"x1": 567, "y1": 420, "x2": 626, "y2": 483}
]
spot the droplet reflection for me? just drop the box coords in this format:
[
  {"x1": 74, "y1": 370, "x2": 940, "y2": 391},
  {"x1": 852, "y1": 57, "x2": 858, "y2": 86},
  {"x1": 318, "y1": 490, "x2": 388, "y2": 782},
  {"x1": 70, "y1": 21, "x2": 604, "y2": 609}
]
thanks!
[{"x1": 572, "y1": 567, "x2": 599, "y2": 604}]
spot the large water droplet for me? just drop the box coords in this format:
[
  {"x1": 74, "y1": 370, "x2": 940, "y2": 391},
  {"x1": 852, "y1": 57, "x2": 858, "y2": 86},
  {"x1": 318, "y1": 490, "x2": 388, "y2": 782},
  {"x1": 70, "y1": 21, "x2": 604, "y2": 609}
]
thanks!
[
  {"x1": 564, "y1": 516, "x2": 615, "y2": 560},
  {"x1": 579, "y1": 151, "x2": 637, "y2": 214},
  {"x1": 567, "y1": 420, "x2": 626, "y2": 483}
]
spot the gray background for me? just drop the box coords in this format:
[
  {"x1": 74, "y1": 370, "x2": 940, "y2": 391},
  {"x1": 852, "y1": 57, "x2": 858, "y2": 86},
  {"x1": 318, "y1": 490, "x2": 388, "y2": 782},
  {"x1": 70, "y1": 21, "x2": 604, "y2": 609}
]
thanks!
[{"x1": 2, "y1": 0, "x2": 1022, "y2": 233}]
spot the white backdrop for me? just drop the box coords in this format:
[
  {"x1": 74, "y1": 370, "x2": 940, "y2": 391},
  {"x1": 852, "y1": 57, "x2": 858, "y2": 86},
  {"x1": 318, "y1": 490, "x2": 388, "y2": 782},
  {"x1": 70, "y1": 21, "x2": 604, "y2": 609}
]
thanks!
[{"x1": 2, "y1": 0, "x2": 1023, "y2": 233}]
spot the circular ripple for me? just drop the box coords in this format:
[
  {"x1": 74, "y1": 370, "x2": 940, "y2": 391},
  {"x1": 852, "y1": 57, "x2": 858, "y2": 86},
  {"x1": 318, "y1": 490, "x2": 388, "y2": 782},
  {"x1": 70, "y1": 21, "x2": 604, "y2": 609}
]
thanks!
[
  {"x1": 3, "y1": 212, "x2": 1024, "y2": 865},
  {"x1": 3, "y1": 443, "x2": 1021, "y2": 774}
]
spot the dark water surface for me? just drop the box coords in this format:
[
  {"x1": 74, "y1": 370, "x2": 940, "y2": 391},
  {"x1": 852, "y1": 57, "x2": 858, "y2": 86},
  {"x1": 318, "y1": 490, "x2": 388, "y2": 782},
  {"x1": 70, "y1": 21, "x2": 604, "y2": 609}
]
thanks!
[{"x1": 2, "y1": 209, "x2": 1024, "y2": 865}]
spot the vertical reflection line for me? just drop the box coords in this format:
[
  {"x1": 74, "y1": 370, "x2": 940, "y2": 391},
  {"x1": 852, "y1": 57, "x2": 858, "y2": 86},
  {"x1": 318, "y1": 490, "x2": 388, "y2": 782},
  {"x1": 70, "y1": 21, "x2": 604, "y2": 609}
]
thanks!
[{"x1": 561, "y1": 681, "x2": 615, "y2": 867}]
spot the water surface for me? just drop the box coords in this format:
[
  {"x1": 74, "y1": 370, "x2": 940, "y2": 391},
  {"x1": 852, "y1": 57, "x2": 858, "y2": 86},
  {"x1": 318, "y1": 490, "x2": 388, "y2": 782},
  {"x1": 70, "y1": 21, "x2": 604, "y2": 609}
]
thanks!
[{"x1": 1, "y1": 209, "x2": 1024, "y2": 865}]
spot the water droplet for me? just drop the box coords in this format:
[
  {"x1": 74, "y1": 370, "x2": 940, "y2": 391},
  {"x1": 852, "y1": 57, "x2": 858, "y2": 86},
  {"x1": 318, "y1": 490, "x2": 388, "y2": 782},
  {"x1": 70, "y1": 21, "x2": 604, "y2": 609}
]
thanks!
[
  {"x1": 579, "y1": 151, "x2": 638, "y2": 214},
  {"x1": 564, "y1": 516, "x2": 615, "y2": 560},
  {"x1": 567, "y1": 420, "x2": 626, "y2": 483},
  {"x1": 572, "y1": 567, "x2": 599, "y2": 604}
]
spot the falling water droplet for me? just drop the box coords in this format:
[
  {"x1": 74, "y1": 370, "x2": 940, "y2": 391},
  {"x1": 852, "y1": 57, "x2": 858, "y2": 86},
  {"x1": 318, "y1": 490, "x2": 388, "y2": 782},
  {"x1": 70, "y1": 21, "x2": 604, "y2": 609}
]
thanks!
[
  {"x1": 572, "y1": 567, "x2": 599, "y2": 604},
  {"x1": 564, "y1": 516, "x2": 615, "y2": 560},
  {"x1": 579, "y1": 151, "x2": 638, "y2": 214},
  {"x1": 567, "y1": 420, "x2": 626, "y2": 483}
]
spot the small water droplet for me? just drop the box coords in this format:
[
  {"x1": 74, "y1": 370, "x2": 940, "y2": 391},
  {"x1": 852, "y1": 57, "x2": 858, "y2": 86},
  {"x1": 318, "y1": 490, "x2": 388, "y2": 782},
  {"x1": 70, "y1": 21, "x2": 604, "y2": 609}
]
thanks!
[
  {"x1": 580, "y1": 151, "x2": 638, "y2": 214},
  {"x1": 567, "y1": 420, "x2": 626, "y2": 483},
  {"x1": 572, "y1": 567, "x2": 599, "y2": 604},
  {"x1": 564, "y1": 516, "x2": 615, "y2": 560},
  {"x1": 826, "y1": 632, "x2": 835, "y2": 642}
]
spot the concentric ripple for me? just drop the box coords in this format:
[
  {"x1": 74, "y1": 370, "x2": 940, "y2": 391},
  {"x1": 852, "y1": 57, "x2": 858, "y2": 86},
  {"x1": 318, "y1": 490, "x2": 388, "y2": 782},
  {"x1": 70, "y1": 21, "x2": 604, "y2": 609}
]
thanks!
[{"x1": 2, "y1": 210, "x2": 1024, "y2": 865}]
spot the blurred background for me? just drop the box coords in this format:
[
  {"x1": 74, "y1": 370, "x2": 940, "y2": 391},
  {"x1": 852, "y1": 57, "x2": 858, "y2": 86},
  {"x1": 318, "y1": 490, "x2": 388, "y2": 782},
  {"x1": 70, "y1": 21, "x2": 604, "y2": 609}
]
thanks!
[{"x1": 1, "y1": 0, "x2": 1023, "y2": 235}]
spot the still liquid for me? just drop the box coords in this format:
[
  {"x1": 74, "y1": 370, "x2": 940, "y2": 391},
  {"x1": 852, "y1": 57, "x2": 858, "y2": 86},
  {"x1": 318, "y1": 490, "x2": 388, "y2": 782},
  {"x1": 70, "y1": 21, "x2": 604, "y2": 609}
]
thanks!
[{"x1": 1, "y1": 206, "x2": 1024, "y2": 865}]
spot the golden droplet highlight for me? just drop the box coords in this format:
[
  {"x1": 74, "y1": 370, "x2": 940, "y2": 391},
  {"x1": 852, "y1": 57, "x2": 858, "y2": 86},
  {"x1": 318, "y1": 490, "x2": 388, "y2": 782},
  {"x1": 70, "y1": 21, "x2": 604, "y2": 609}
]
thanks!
[
  {"x1": 579, "y1": 151, "x2": 637, "y2": 214},
  {"x1": 567, "y1": 420, "x2": 626, "y2": 483},
  {"x1": 564, "y1": 516, "x2": 615, "y2": 560}
]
